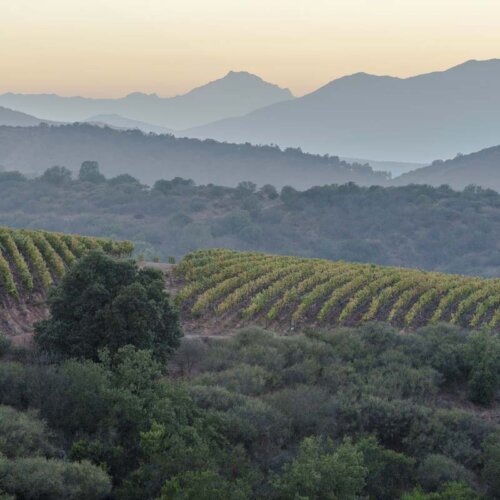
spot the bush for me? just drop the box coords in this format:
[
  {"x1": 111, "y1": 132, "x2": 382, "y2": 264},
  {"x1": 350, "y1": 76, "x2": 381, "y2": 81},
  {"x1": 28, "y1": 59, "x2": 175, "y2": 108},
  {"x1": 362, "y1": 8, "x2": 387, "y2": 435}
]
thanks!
[
  {"x1": 416, "y1": 454, "x2": 472, "y2": 493},
  {"x1": 160, "y1": 470, "x2": 250, "y2": 500},
  {"x1": 272, "y1": 437, "x2": 367, "y2": 500},
  {"x1": 0, "y1": 362, "x2": 28, "y2": 408},
  {"x1": 34, "y1": 251, "x2": 182, "y2": 362},
  {"x1": 0, "y1": 456, "x2": 112, "y2": 500},
  {"x1": 482, "y1": 431, "x2": 500, "y2": 496},
  {"x1": 0, "y1": 406, "x2": 55, "y2": 458},
  {"x1": 465, "y1": 331, "x2": 500, "y2": 406},
  {"x1": 0, "y1": 334, "x2": 11, "y2": 357}
]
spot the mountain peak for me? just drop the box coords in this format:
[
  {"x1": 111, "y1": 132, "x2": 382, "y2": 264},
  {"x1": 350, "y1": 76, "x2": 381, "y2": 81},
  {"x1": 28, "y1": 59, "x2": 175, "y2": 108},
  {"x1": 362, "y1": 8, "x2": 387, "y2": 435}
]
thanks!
[{"x1": 184, "y1": 71, "x2": 294, "y2": 99}]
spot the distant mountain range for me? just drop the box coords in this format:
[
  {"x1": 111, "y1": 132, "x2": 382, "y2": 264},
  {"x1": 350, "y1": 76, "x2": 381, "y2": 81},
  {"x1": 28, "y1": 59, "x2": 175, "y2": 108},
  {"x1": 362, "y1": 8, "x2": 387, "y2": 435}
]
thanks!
[
  {"x1": 394, "y1": 145, "x2": 500, "y2": 191},
  {"x1": 1, "y1": 60, "x2": 500, "y2": 188},
  {"x1": 0, "y1": 123, "x2": 388, "y2": 189},
  {"x1": 0, "y1": 106, "x2": 56, "y2": 127},
  {"x1": 0, "y1": 71, "x2": 293, "y2": 130},
  {"x1": 84, "y1": 114, "x2": 173, "y2": 134},
  {"x1": 182, "y1": 59, "x2": 500, "y2": 164}
]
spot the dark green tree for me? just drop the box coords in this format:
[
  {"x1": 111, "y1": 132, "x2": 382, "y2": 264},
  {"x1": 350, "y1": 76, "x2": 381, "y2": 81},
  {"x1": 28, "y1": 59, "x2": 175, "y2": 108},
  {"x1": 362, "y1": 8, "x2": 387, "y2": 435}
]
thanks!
[
  {"x1": 465, "y1": 331, "x2": 500, "y2": 406},
  {"x1": 34, "y1": 251, "x2": 182, "y2": 362},
  {"x1": 272, "y1": 436, "x2": 367, "y2": 499},
  {"x1": 40, "y1": 166, "x2": 72, "y2": 185},
  {"x1": 78, "y1": 161, "x2": 106, "y2": 183}
]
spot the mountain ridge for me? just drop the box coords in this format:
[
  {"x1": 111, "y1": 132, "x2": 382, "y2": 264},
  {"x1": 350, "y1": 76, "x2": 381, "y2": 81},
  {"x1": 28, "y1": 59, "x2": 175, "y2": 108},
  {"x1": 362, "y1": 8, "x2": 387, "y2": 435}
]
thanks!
[
  {"x1": 182, "y1": 59, "x2": 500, "y2": 163},
  {"x1": 393, "y1": 144, "x2": 500, "y2": 191},
  {"x1": 0, "y1": 71, "x2": 294, "y2": 130}
]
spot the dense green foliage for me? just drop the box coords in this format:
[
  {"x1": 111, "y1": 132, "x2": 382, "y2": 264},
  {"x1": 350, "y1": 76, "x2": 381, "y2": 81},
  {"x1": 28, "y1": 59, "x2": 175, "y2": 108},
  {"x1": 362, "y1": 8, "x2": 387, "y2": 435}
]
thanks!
[
  {"x1": 0, "y1": 165, "x2": 499, "y2": 276},
  {"x1": 1, "y1": 321, "x2": 498, "y2": 498},
  {"x1": 177, "y1": 249, "x2": 500, "y2": 330},
  {"x1": 35, "y1": 251, "x2": 182, "y2": 362}
]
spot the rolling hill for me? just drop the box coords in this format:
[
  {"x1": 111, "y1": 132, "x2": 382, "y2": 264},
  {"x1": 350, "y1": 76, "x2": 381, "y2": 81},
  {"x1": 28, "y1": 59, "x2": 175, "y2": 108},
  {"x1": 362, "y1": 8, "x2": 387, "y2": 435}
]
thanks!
[
  {"x1": 393, "y1": 145, "x2": 500, "y2": 191},
  {"x1": 0, "y1": 71, "x2": 294, "y2": 130},
  {"x1": 0, "y1": 226, "x2": 132, "y2": 335},
  {"x1": 176, "y1": 249, "x2": 500, "y2": 333},
  {"x1": 0, "y1": 123, "x2": 388, "y2": 188},
  {"x1": 182, "y1": 59, "x2": 500, "y2": 164}
]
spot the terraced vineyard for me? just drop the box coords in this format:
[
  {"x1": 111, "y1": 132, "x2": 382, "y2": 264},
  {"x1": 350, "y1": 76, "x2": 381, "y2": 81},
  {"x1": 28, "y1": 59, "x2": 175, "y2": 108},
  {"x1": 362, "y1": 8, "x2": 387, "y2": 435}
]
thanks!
[
  {"x1": 176, "y1": 249, "x2": 500, "y2": 330},
  {"x1": 0, "y1": 226, "x2": 133, "y2": 302}
]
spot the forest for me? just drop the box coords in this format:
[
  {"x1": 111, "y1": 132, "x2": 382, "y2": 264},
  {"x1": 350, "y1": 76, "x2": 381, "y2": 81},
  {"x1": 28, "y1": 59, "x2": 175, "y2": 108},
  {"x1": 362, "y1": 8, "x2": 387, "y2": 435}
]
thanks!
[
  {"x1": 0, "y1": 163, "x2": 499, "y2": 276},
  {"x1": 0, "y1": 124, "x2": 388, "y2": 188}
]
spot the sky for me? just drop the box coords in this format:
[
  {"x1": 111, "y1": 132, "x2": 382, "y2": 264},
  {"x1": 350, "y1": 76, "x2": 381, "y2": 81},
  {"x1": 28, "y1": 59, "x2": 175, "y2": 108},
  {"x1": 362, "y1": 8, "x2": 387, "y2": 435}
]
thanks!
[{"x1": 1, "y1": 0, "x2": 499, "y2": 97}]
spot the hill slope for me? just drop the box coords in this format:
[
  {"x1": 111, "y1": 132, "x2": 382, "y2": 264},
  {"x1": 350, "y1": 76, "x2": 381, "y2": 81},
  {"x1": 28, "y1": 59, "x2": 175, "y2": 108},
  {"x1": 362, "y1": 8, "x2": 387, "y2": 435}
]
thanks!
[
  {"x1": 84, "y1": 114, "x2": 173, "y2": 134},
  {"x1": 0, "y1": 106, "x2": 54, "y2": 127},
  {"x1": 183, "y1": 59, "x2": 500, "y2": 164},
  {"x1": 0, "y1": 227, "x2": 132, "y2": 335},
  {"x1": 394, "y1": 145, "x2": 500, "y2": 191},
  {"x1": 176, "y1": 249, "x2": 500, "y2": 333},
  {"x1": 0, "y1": 71, "x2": 293, "y2": 130},
  {"x1": 0, "y1": 123, "x2": 388, "y2": 188},
  {"x1": 0, "y1": 178, "x2": 498, "y2": 277}
]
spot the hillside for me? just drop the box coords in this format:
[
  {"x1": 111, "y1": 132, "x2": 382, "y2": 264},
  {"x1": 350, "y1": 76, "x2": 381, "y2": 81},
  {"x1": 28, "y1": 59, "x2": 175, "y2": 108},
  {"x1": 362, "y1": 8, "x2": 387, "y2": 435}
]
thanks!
[
  {"x1": 176, "y1": 249, "x2": 500, "y2": 333},
  {"x1": 183, "y1": 59, "x2": 500, "y2": 165},
  {"x1": 0, "y1": 71, "x2": 293, "y2": 130},
  {"x1": 0, "y1": 123, "x2": 387, "y2": 188},
  {"x1": 0, "y1": 174, "x2": 498, "y2": 277},
  {"x1": 0, "y1": 106, "x2": 54, "y2": 127},
  {"x1": 394, "y1": 145, "x2": 500, "y2": 191},
  {"x1": 84, "y1": 114, "x2": 173, "y2": 134},
  {"x1": 0, "y1": 227, "x2": 132, "y2": 335}
]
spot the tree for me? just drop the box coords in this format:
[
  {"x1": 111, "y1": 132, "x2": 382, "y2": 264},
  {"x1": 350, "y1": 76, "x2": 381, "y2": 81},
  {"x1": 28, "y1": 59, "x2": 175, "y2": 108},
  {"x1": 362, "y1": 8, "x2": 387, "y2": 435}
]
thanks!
[
  {"x1": 0, "y1": 456, "x2": 111, "y2": 500},
  {"x1": 40, "y1": 166, "x2": 72, "y2": 185},
  {"x1": 272, "y1": 436, "x2": 367, "y2": 500},
  {"x1": 482, "y1": 431, "x2": 500, "y2": 496},
  {"x1": 0, "y1": 406, "x2": 55, "y2": 459},
  {"x1": 416, "y1": 454, "x2": 472, "y2": 493},
  {"x1": 236, "y1": 181, "x2": 257, "y2": 195},
  {"x1": 78, "y1": 161, "x2": 106, "y2": 183},
  {"x1": 160, "y1": 470, "x2": 250, "y2": 500},
  {"x1": 465, "y1": 331, "x2": 500, "y2": 406},
  {"x1": 34, "y1": 251, "x2": 182, "y2": 362}
]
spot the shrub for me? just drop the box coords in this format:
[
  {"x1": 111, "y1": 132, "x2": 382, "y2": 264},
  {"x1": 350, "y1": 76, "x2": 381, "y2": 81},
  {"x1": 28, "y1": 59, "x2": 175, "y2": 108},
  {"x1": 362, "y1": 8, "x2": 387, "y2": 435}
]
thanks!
[
  {"x1": 0, "y1": 406, "x2": 56, "y2": 458},
  {"x1": 0, "y1": 334, "x2": 11, "y2": 357},
  {"x1": 272, "y1": 436, "x2": 367, "y2": 500},
  {"x1": 0, "y1": 456, "x2": 111, "y2": 500},
  {"x1": 416, "y1": 454, "x2": 472, "y2": 493}
]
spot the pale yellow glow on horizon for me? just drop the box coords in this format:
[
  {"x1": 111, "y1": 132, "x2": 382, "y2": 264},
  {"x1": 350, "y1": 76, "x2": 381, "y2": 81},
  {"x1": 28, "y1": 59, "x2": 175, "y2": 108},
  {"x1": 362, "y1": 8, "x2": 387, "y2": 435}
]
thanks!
[{"x1": 1, "y1": 0, "x2": 499, "y2": 97}]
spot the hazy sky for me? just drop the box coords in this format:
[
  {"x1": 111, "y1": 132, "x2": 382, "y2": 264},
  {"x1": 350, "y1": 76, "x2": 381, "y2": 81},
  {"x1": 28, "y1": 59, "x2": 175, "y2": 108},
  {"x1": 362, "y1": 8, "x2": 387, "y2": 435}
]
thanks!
[{"x1": 1, "y1": 0, "x2": 499, "y2": 97}]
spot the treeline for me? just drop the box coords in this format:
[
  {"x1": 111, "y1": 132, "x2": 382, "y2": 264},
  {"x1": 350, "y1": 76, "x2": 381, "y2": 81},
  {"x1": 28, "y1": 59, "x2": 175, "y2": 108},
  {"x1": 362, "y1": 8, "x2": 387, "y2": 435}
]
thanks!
[
  {"x1": 0, "y1": 123, "x2": 388, "y2": 188},
  {"x1": 0, "y1": 163, "x2": 499, "y2": 276}
]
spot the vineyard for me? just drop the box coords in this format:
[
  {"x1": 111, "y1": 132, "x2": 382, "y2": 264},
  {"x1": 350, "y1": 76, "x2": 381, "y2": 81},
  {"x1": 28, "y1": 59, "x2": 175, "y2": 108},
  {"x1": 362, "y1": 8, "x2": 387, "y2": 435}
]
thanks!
[
  {"x1": 176, "y1": 249, "x2": 500, "y2": 330},
  {"x1": 0, "y1": 226, "x2": 133, "y2": 302}
]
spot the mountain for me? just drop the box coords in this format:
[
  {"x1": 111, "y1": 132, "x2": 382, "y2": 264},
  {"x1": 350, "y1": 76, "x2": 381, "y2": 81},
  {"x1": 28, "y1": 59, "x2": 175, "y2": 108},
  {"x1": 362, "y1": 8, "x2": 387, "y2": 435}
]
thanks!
[
  {"x1": 182, "y1": 59, "x2": 500, "y2": 164},
  {"x1": 394, "y1": 145, "x2": 500, "y2": 191},
  {"x1": 0, "y1": 72, "x2": 294, "y2": 130},
  {"x1": 0, "y1": 123, "x2": 388, "y2": 189},
  {"x1": 0, "y1": 106, "x2": 55, "y2": 126},
  {"x1": 84, "y1": 114, "x2": 173, "y2": 134}
]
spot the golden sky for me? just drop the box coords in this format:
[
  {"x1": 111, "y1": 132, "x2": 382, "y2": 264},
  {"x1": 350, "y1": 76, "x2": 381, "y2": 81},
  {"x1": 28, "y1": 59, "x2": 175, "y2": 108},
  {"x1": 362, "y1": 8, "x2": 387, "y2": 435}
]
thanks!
[{"x1": 1, "y1": 0, "x2": 499, "y2": 97}]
